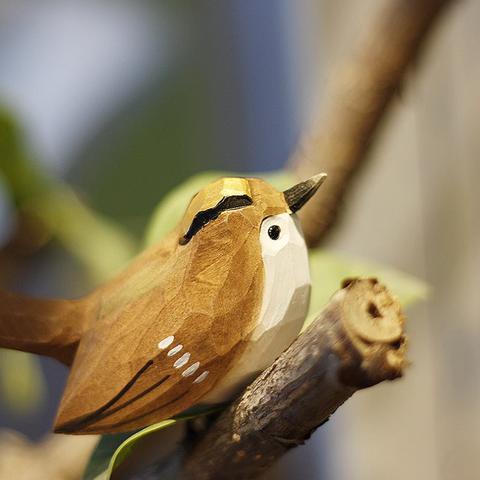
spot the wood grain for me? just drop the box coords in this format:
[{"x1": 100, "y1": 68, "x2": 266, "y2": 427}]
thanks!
[{"x1": 290, "y1": 0, "x2": 456, "y2": 247}]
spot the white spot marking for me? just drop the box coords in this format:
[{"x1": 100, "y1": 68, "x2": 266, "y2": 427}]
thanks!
[
  {"x1": 158, "y1": 336, "x2": 174, "y2": 350},
  {"x1": 182, "y1": 361, "x2": 200, "y2": 377},
  {"x1": 168, "y1": 344, "x2": 183, "y2": 357},
  {"x1": 174, "y1": 352, "x2": 190, "y2": 368},
  {"x1": 193, "y1": 371, "x2": 209, "y2": 384}
]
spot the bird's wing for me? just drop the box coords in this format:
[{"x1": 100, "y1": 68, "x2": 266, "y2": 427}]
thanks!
[
  {"x1": 54, "y1": 214, "x2": 264, "y2": 434},
  {"x1": 55, "y1": 332, "x2": 245, "y2": 434}
]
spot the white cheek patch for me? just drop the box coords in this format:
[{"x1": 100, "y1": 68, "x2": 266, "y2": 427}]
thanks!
[{"x1": 257, "y1": 213, "x2": 310, "y2": 337}]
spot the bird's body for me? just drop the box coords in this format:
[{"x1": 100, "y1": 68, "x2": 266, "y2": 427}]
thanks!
[{"x1": 0, "y1": 174, "x2": 325, "y2": 434}]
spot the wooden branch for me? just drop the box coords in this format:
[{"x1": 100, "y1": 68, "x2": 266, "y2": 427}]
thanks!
[
  {"x1": 290, "y1": 0, "x2": 457, "y2": 247},
  {"x1": 181, "y1": 278, "x2": 406, "y2": 480}
]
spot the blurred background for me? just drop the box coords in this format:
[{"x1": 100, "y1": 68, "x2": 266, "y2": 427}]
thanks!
[{"x1": 0, "y1": 1, "x2": 479, "y2": 479}]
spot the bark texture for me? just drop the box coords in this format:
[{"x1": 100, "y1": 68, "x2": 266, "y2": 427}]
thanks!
[
  {"x1": 291, "y1": 0, "x2": 457, "y2": 246},
  {"x1": 182, "y1": 278, "x2": 406, "y2": 480}
]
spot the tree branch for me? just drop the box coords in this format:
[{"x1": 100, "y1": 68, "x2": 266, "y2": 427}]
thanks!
[
  {"x1": 290, "y1": 0, "x2": 457, "y2": 247},
  {"x1": 182, "y1": 278, "x2": 406, "y2": 480}
]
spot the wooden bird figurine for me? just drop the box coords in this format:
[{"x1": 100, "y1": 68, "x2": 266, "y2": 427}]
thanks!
[{"x1": 0, "y1": 174, "x2": 326, "y2": 434}]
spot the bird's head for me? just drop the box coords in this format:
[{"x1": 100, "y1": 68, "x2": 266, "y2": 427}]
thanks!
[
  {"x1": 174, "y1": 173, "x2": 327, "y2": 402},
  {"x1": 177, "y1": 174, "x2": 327, "y2": 253}
]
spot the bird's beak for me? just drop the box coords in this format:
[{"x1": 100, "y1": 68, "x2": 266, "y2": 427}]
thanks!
[{"x1": 283, "y1": 173, "x2": 327, "y2": 213}]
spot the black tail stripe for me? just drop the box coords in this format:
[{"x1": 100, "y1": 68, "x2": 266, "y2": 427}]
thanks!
[
  {"x1": 57, "y1": 359, "x2": 154, "y2": 433},
  {"x1": 81, "y1": 374, "x2": 170, "y2": 424},
  {"x1": 87, "y1": 389, "x2": 191, "y2": 432}
]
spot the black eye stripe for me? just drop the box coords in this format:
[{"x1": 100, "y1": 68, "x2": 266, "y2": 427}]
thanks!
[
  {"x1": 179, "y1": 195, "x2": 252, "y2": 245},
  {"x1": 268, "y1": 225, "x2": 281, "y2": 240}
]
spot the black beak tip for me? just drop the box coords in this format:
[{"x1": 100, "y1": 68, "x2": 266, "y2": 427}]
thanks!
[{"x1": 283, "y1": 173, "x2": 327, "y2": 213}]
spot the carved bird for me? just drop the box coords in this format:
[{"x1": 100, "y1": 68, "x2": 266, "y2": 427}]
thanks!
[{"x1": 0, "y1": 174, "x2": 326, "y2": 434}]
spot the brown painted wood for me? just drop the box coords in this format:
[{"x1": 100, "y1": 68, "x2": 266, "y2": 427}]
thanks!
[
  {"x1": 1, "y1": 176, "x2": 327, "y2": 434},
  {"x1": 54, "y1": 178, "x2": 290, "y2": 434},
  {"x1": 0, "y1": 289, "x2": 87, "y2": 365}
]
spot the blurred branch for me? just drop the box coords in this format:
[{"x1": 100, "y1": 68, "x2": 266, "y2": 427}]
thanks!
[
  {"x1": 182, "y1": 279, "x2": 406, "y2": 480},
  {"x1": 290, "y1": 0, "x2": 457, "y2": 247},
  {"x1": 0, "y1": 430, "x2": 97, "y2": 480},
  {"x1": 0, "y1": 108, "x2": 137, "y2": 283},
  {"x1": 0, "y1": 350, "x2": 45, "y2": 415},
  {"x1": 0, "y1": 107, "x2": 137, "y2": 414}
]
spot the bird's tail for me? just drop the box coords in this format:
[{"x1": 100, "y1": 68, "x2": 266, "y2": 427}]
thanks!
[{"x1": 0, "y1": 289, "x2": 88, "y2": 365}]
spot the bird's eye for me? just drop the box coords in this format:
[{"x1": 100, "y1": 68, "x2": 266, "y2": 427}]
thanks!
[{"x1": 268, "y1": 225, "x2": 281, "y2": 240}]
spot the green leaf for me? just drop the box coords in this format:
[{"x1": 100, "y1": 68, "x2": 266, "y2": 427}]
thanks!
[
  {"x1": 26, "y1": 187, "x2": 137, "y2": 283},
  {"x1": 0, "y1": 107, "x2": 52, "y2": 201},
  {"x1": 84, "y1": 406, "x2": 223, "y2": 480},
  {"x1": 143, "y1": 170, "x2": 295, "y2": 246},
  {"x1": 0, "y1": 350, "x2": 45, "y2": 414},
  {"x1": 305, "y1": 249, "x2": 429, "y2": 329},
  {"x1": 83, "y1": 421, "x2": 175, "y2": 480},
  {"x1": 0, "y1": 106, "x2": 137, "y2": 283}
]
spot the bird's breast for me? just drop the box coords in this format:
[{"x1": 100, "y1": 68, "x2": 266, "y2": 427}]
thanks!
[{"x1": 202, "y1": 214, "x2": 310, "y2": 403}]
